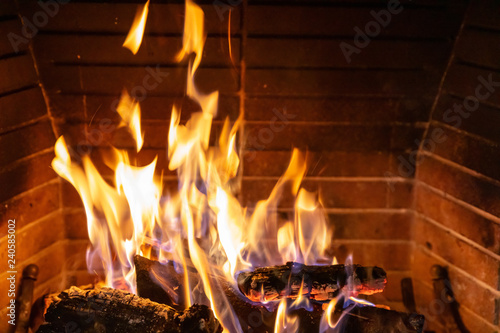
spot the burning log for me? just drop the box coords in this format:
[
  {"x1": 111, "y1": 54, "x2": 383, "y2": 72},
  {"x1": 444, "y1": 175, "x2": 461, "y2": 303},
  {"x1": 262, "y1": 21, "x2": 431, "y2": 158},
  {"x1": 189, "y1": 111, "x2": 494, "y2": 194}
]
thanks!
[
  {"x1": 331, "y1": 305, "x2": 425, "y2": 333},
  {"x1": 237, "y1": 262, "x2": 387, "y2": 302},
  {"x1": 134, "y1": 255, "x2": 275, "y2": 331},
  {"x1": 134, "y1": 255, "x2": 423, "y2": 333},
  {"x1": 36, "y1": 286, "x2": 222, "y2": 333}
]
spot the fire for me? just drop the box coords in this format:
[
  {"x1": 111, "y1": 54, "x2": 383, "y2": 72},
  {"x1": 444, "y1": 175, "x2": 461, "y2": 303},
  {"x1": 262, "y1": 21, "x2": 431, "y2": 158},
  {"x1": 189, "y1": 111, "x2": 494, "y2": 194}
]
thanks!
[
  {"x1": 319, "y1": 257, "x2": 377, "y2": 333},
  {"x1": 320, "y1": 296, "x2": 341, "y2": 331},
  {"x1": 116, "y1": 90, "x2": 143, "y2": 152},
  {"x1": 122, "y1": 0, "x2": 150, "y2": 54},
  {"x1": 51, "y1": 1, "x2": 342, "y2": 332},
  {"x1": 296, "y1": 188, "x2": 331, "y2": 265},
  {"x1": 274, "y1": 299, "x2": 299, "y2": 333},
  {"x1": 290, "y1": 278, "x2": 312, "y2": 311},
  {"x1": 348, "y1": 296, "x2": 375, "y2": 307}
]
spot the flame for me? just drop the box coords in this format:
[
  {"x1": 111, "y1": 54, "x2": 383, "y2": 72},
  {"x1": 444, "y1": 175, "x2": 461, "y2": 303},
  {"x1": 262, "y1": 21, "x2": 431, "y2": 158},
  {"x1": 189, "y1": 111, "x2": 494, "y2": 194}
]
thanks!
[
  {"x1": 318, "y1": 258, "x2": 376, "y2": 332},
  {"x1": 51, "y1": 0, "x2": 340, "y2": 332},
  {"x1": 116, "y1": 90, "x2": 144, "y2": 152},
  {"x1": 214, "y1": 187, "x2": 246, "y2": 279},
  {"x1": 290, "y1": 278, "x2": 312, "y2": 312},
  {"x1": 277, "y1": 222, "x2": 296, "y2": 262},
  {"x1": 274, "y1": 299, "x2": 299, "y2": 333},
  {"x1": 176, "y1": 0, "x2": 218, "y2": 117},
  {"x1": 52, "y1": 136, "x2": 161, "y2": 292},
  {"x1": 348, "y1": 296, "x2": 375, "y2": 307},
  {"x1": 276, "y1": 179, "x2": 331, "y2": 266},
  {"x1": 122, "y1": 0, "x2": 150, "y2": 54},
  {"x1": 296, "y1": 188, "x2": 331, "y2": 265},
  {"x1": 176, "y1": 0, "x2": 205, "y2": 66},
  {"x1": 320, "y1": 296, "x2": 341, "y2": 331}
]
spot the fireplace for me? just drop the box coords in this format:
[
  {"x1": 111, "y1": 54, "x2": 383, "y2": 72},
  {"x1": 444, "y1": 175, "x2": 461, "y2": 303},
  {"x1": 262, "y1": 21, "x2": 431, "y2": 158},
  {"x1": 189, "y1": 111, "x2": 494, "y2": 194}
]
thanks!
[{"x1": 0, "y1": 0, "x2": 499, "y2": 332}]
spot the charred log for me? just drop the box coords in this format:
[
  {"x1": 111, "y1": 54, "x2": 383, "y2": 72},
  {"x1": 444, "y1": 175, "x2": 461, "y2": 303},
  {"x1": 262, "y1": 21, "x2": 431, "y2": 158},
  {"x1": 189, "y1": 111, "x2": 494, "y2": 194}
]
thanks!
[
  {"x1": 333, "y1": 305, "x2": 425, "y2": 333},
  {"x1": 237, "y1": 262, "x2": 387, "y2": 302},
  {"x1": 135, "y1": 254, "x2": 185, "y2": 308},
  {"x1": 36, "y1": 286, "x2": 222, "y2": 333},
  {"x1": 134, "y1": 255, "x2": 269, "y2": 331},
  {"x1": 134, "y1": 255, "x2": 423, "y2": 333}
]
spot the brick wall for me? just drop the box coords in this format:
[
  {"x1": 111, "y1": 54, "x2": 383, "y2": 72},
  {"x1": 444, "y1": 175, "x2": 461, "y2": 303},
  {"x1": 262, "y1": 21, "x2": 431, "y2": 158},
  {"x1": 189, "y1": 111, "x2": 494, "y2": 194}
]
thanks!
[
  {"x1": 0, "y1": 2, "x2": 92, "y2": 331},
  {"x1": 240, "y1": 0, "x2": 465, "y2": 310},
  {"x1": 412, "y1": 0, "x2": 500, "y2": 331},
  {"x1": 15, "y1": 0, "x2": 468, "y2": 314},
  {"x1": 16, "y1": 0, "x2": 469, "y2": 315}
]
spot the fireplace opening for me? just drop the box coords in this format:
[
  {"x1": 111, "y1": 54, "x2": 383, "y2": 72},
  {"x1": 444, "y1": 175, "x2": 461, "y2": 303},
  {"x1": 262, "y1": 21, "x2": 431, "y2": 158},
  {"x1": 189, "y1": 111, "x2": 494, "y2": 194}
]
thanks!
[{"x1": 1, "y1": 0, "x2": 499, "y2": 332}]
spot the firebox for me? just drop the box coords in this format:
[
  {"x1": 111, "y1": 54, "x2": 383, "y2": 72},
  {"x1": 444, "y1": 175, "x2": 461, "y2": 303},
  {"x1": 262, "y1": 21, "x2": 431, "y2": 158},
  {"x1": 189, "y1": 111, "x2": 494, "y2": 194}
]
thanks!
[{"x1": 1, "y1": 0, "x2": 499, "y2": 332}]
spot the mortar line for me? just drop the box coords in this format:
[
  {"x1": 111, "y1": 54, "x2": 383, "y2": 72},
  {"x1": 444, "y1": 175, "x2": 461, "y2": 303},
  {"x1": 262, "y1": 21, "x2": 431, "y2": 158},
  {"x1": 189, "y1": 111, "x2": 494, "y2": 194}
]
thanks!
[
  {"x1": 13, "y1": 0, "x2": 60, "y2": 140},
  {"x1": 0, "y1": 115, "x2": 49, "y2": 135},
  {"x1": 411, "y1": 279, "x2": 492, "y2": 331},
  {"x1": 416, "y1": 181, "x2": 500, "y2": 225},
  {"x1": 420, "y1": 151, "x2": 500, "y2": 188},
  {"x1": 0, "y1": 147, "x2": 54, "y2": 174},
  {"x1": 416, "y1": 3, "x2": 470, "y2": 155},
  {"x1": 413, "y1": 211, "x2": 500, "y2": 262},
  {"x1": 417, "y1": 245, "x2": 500, "y2": 296},
  {"x1": 241, "y1": 175, "x2": 413, "y2": 182},
  {"x1": 0, "y1": 178, "x2": 58, "y2": 205},
  {"x1": 0, "y1": 210, "x2": 61, "y2": 244},
  {"x1": 429, "y1": 118, "x2": 500, "y2": 147}
]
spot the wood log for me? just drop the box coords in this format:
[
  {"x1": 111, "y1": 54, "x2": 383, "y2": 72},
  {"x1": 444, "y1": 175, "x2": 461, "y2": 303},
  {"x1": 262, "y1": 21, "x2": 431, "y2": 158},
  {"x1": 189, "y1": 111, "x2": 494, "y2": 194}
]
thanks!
[
  {"x1": 237, "y1": 262, "x2": 387, "y2": 302},
  {"x1": 36, "y1": 286, "x2": 222, "y2": 333},
  {"x1": 134, "y1": 255, "x2": 423, "y2": 333},
  {"x1": 333, "y1": 304, "x2": 425, "y2": 333},
  {"x1": 134, "y1": 255, "x2": 274, "y2": 332}
]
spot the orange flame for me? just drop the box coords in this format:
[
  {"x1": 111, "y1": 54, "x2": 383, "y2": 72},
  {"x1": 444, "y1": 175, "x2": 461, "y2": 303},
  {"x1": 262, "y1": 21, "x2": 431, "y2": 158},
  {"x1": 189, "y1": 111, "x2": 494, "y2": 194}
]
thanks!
[
  {"x1": 116, "y1": 90, "x2": 144, "y2": 152},
  {"x1": 296, "y1": 189, "x2": 331, "y2": 265},
  {"x1": 274, "y1": 299, "x2": 299, "y2": 333},
  {"x1": 52, "y1": 135, "x2": 161, "y2": 292},
  {"x1": 320, "y1": 296, "x2": 341, "y2": 332},
  {"x1": 122, "y1": 0, "x2": 150, "y2": 54},
  {"x1": 290, "y1": 278, "x2": 312, "y2": 311},
  {"x1": 318, "y1": 259, "x2": 377, "y2": 333}
]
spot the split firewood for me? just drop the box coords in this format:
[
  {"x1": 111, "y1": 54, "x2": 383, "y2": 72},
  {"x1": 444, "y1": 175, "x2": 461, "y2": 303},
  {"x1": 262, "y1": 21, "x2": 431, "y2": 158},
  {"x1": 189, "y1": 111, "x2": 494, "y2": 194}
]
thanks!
[
  {"x1": 237, "y1": 262, "x2": 387, "y2": 303},
  {"x1": 36, "y1": 286, "x2": 222, "y2": 333},
  {"x1": 134, "y1": 255, "x2": 271, "y2": 331},
  {"x1": 331, "y1": 304, "x2": 425, "y2": 333},
  {"x1": 134, "y1": 255, "x2": 423, "y2": 333}
]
